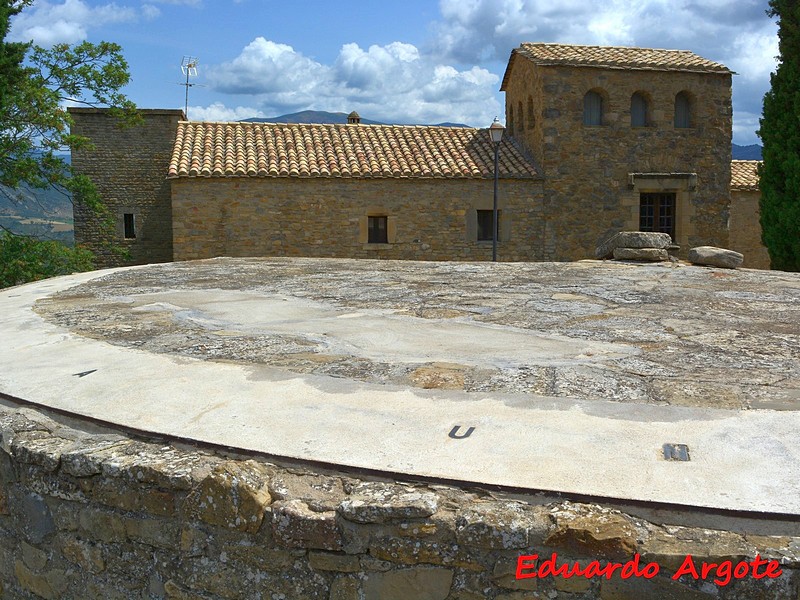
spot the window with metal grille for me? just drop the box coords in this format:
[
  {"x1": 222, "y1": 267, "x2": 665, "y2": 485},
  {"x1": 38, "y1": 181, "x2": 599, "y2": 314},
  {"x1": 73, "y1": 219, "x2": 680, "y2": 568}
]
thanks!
[
  {"x1": 631, "y1": 92, "x2": 648, "y2": 127},
  {"x1": 368, "y1": 216, "x2": 388, "y2": 243},
  {"x1": 477, "y1": 210, "x2": 495, "y2": 241},
  {"x1": 123, "y1": 213, "x2": 136, "y2": 239},
  {"x1": 639, "y1": 193, "x2": 676, "y2": 239},
  {"x1": 583, "y1": 91, "x2": 603, "y2": 126}
]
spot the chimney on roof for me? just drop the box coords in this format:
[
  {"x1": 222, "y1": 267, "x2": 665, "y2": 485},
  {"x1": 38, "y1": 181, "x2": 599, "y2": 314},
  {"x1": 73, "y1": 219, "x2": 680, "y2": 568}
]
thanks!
[{"x1": 347, "y1": 111, "x2": 361, "y2": 124}]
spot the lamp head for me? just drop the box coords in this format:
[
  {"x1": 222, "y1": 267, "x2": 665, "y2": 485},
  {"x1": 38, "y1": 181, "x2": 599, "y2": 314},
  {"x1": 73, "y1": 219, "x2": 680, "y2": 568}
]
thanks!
[{"x1": 489, "y1": 117, "x2": 505, "y2": 144}]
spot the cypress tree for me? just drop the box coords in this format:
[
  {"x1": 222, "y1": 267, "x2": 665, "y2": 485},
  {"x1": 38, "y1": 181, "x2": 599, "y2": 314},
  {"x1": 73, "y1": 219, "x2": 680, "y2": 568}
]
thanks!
[{"x1": 758, "y1": 0, "x2": 800, "y2": 271}]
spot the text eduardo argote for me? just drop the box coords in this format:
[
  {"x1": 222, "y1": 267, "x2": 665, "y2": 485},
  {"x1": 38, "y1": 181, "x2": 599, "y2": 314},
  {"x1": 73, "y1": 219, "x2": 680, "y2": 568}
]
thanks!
[{"x1": 516, "y1": 552, "x2": 783, "y2": 587}]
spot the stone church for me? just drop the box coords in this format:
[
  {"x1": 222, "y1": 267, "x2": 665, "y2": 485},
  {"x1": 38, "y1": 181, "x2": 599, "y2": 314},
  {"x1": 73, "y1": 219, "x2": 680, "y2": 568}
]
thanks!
[{"x1": 70, "y1": 42, "x2": 768, "y2": 269}]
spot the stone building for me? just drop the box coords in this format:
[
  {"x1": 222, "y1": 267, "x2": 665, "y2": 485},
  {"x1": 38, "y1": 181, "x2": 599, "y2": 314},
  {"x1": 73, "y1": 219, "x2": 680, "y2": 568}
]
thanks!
[
  {"x1": 70, "y1": 42, "x2": 769, "y2": 269},
  {"x1": 167, "y1": 121, "x2": 544, "y2": 262},
  {"x1": 70, "y1": 108, "x2": 183, "y2": 266},
  {"x1": 501, "y1": 43, "x2": 734, "y2": 258},
  {"x1": 730, "y1": 159, "x2": 768, "y2": 268}
]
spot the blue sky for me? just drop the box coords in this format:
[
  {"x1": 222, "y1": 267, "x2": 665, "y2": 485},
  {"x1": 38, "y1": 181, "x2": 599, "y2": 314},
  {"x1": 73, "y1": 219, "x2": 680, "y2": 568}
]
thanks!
[{"x1": 9, "y1": 0, "x2": 778, "y2": 145}]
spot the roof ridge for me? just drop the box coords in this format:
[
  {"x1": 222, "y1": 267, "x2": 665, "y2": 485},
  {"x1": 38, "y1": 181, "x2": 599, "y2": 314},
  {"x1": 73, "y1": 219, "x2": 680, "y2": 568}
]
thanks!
[
  {"x1": 522, "y1": 41, "x2": 696, "y2": 53},
  {"x1": 178, "y1": 120, "x2": 479, "y2": 130}
]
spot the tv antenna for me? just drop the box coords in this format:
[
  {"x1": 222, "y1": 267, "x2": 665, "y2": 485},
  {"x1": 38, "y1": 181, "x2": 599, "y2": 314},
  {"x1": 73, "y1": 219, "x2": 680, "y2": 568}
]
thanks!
[{"x1": 179, "y1": 56, "x2": 201, "y2": 119}]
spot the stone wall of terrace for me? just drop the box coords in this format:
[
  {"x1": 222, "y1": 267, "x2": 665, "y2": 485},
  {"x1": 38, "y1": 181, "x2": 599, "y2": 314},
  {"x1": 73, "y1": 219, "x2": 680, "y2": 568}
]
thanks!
[{"x1": 1, "y1": 404, "x2": 797, "y2": 600}]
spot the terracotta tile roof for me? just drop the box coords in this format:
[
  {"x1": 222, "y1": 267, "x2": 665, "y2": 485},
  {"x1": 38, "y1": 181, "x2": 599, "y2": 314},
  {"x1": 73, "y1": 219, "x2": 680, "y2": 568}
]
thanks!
[
  {"x1": 168, "y1": 121, "x2": 540, "y2": 179},
  {"x1": 501, "y1": 43, "x2": 730, "y2": 90},
  {"x1": 731, "y1": 160, "x2": 761, "y2": 191}
]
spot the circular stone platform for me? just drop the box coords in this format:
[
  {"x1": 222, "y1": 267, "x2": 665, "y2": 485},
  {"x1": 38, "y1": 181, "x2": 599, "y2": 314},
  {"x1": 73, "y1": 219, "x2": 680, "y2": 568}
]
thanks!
[{"x1": 1, "y1": 257, "x2": 799, "y2": 515}]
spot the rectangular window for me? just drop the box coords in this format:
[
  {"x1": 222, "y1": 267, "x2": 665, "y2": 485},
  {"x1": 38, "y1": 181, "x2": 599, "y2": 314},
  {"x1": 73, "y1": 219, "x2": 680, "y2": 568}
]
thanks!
[
  {"x1": 367, "y1": 216, "x2": 388, "y2": 244},
  {"x1": 477, "y1": 209, "x2": 495, "y2": 241},
  {"x1": 639, "y1": 193, "x2": 676, "y2": 239},
  {"x1": 123, "y1": 213, "x2": 136, "y2": 239}
]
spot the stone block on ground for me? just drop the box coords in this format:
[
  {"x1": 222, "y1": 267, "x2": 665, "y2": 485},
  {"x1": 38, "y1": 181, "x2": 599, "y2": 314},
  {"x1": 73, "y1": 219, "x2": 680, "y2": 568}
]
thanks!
[
  {"x1": 545, "y1": 503, "x2": 639, "y2": 560},
  {"x1": 455, "y1": 501, "x2": 549, "y2": 550},
  {"x1": 338, "y1": 482, "x2": 438, "y2": 524},
  {"x1": 612, "y1": 247, "x2": 669, "y2": 262},
  {"x1": 184, "y1": 460, "x2": 271, "y2": 533},
  {"x1": 688, "y1": 246, "x2": 744, "y2": 269},
  {"x1": 596, "y1": 231, "x2": 673, "y2": 259},
  {"x1": 272, "y1": 499, "x2": 343, "y2": 551}
]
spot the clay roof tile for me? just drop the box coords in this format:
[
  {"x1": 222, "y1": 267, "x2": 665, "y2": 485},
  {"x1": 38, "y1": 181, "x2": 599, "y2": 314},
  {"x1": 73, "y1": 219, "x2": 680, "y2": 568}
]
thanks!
[
  {"x1": 168, "y1": 121, "x2": 540, "y2": 180},
  {"x1": 731, "y1": 160, "x2": 760, "y2": 191},
  {"x1": 501, "y1": 42, "x2": 731, "y2": 90}
]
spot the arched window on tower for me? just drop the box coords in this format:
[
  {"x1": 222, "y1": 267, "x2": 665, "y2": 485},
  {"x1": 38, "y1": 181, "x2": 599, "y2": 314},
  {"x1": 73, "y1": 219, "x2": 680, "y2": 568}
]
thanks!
[
  {"x1": 508, "y1": 104, "x2": 514, "y2": 135},
  {"x1": 518, "y1": 100, "x2": 524, "y2": 133},
  {"x1": 674, "y1": 91, "x2": 692, "y2": 128},
  {"x1": 631, "y1": 92, "x2": 649, "y2": 127},
  {"x1": 583, "y1": 90, "x2": 604, "y2": 126}
]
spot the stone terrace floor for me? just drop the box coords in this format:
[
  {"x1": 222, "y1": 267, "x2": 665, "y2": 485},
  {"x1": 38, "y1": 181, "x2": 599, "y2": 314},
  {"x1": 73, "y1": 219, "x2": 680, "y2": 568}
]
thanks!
[{"x1": 1, "y1": 257, "x2": 799, "y2": 515}]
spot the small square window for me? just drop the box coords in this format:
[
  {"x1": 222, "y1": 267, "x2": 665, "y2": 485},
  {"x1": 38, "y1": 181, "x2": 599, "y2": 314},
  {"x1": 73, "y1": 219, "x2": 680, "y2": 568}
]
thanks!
[
  {"x1": 123, "y1": 213, "x2": 136, "y2": 239},
  {"x1": 368, "y1": 216, "x2": 388, "y2": 244},
  {"x1": 477, "y1": 210, "x2": 496, "y2": 242}
]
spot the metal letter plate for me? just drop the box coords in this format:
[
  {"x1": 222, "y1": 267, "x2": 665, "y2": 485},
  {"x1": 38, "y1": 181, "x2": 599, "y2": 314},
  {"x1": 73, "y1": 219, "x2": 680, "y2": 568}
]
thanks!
[{"x1": 663, "y1": 443, "x2": 690, "y2": 461}]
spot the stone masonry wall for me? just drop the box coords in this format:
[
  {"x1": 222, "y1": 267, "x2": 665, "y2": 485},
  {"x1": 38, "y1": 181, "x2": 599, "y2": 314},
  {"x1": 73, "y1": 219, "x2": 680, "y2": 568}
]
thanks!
[
  {"x1": 729, "y1": 190, "x2": 770, "y2": 270},
  {"x1": 172, "y1": 177, "x2": 552, "y2": 262},
  {"x1": 504, "y1": 61, "x2": 732, "y2": 260},
  {"x1": 70, "y1": 108, "x2": 183, "y2": 267},
  {"x1": 1, "y1": 404, "x2": 798, "y2": 600}
]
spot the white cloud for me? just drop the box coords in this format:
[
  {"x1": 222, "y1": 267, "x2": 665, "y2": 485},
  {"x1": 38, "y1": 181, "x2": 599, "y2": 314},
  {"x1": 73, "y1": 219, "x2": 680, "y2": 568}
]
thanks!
[
  {"x1": 141, "y1": 4, "x2": 161, "y2": 19},
  {"x1": 430, "y1": 0, "x2": 775, "y2": 143},
  {"x1": 181, "y1": 1, "x2": 774, "y2": 141},
  {"x1": 434, "y1": 0, "x2": 766, "y2": 62},
  {"x1": 189, "y1": 102, "x2": 265, "y2": 122},
  {"x1": 207, "y1": 37, "x2": 328, "y2": 102},
  {"x1": 206, "y1": 38, "x2": 502, "y2": 126},
  {"x1": 9, "y1": 0, "x2": 143, "y2": 45}
]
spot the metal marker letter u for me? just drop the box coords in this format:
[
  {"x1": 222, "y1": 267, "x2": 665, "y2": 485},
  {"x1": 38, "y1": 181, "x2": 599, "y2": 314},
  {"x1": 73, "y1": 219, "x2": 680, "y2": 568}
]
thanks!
[{"x1": 449, "y1": 425, "x2": 475, "y2": 439}]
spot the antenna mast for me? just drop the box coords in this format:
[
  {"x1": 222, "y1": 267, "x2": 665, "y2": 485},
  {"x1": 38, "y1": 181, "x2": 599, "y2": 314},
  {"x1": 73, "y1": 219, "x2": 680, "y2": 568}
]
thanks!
[{"x1": 180, "y1": 56, "x2": 199, "y2": 118}]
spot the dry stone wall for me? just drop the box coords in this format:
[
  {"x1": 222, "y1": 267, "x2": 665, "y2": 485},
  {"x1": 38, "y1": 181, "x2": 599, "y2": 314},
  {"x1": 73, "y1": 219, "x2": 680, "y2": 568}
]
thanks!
[{"x1": 1, "y1": 404, "x2": 797, "y2": 600}]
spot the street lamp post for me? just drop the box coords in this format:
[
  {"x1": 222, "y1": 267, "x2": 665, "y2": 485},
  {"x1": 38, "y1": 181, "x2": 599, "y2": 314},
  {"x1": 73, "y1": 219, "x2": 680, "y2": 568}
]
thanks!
[{"x1": 489, "y1": 117, "x2": 505, "y2": 262}]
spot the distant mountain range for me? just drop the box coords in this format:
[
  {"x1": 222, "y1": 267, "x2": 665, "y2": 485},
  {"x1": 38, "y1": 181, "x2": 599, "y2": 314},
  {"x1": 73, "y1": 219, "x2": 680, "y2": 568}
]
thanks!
[
  {"x1": 0, "y1": 181, "x2": 74, "y2": 243},
  {"x1": 241, "y1": 110, "x2": 469, "y2": 128},
  {"x1": 732, "y1": 144, "x2": 763, "y2": 160}
]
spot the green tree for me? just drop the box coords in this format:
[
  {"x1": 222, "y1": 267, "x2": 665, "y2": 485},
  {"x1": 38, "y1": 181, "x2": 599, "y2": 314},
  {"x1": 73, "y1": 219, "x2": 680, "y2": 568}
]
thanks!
[
  {"x1": 0, "y1": 0, "x2": 137, "y2": 287},
  {"x1": 0, "y1": 230, "x2": 93, "y2": 288},
  {"x1": 758, "y1": 0, "x2": 800, "y2": 272}
]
